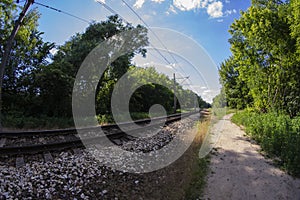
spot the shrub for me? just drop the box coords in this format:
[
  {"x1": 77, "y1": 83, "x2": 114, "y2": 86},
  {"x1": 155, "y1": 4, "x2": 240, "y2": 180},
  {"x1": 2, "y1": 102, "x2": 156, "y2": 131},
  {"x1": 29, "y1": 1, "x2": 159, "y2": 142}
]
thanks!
[
  {"x1": 2, "y1": 115, "x2": 74, "y2": 129},
  {"x1": 232, "y1": 110, "x2": 300, "y2": 176}
]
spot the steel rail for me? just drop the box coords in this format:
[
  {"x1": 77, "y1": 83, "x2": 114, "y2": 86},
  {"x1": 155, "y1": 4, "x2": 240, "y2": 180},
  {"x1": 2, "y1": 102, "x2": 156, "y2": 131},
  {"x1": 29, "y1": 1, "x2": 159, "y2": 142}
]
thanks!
[
  {"x1": 0, "y1": 111, "x2": 197, "y2": 137},
  {"x1": 0, "y1": 111, "x2": 200, "y2": 155}
]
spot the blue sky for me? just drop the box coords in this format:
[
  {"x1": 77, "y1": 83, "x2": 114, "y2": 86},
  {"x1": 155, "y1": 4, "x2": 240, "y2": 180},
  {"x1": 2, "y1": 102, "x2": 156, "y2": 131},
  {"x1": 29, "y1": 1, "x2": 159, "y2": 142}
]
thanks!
[{"x1": 33, "y1": 0, "x2": 251, "y2": 102}]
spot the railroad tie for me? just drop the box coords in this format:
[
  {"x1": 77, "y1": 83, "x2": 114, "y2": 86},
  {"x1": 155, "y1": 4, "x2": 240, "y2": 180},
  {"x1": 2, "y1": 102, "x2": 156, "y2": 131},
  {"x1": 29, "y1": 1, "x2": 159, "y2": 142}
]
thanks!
[
  {"x1": 73, "y1": 148, "x2": 82, "y2": 154},
  {"x1": 39, "y1": 137, "x2": 46, "y2": 144},
  {"x1": 126, "y1": 135, "x2": 135, "y2": 140},
  {"x1": 0, "y1": 138, "x2": 6, "y2": 147},
  {"x1": 112, "y1": 139, "x2": 123, "y2": 145},
  {"x1": 59, "y1": 135, "x2": 65, "y2": 141},
  {"x1": 43, "y1": 152, "x2": 53, "y2": 163},
  {"x1": 16, "y1": 156, "x2": 25, "y2": 168}
]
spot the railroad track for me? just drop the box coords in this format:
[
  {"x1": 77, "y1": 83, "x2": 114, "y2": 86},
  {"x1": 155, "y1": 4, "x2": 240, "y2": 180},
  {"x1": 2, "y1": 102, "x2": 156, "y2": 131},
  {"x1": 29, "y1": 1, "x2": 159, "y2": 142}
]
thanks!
[{"x1": 0, "y1": 111, "x2": 203, "y2": 167}]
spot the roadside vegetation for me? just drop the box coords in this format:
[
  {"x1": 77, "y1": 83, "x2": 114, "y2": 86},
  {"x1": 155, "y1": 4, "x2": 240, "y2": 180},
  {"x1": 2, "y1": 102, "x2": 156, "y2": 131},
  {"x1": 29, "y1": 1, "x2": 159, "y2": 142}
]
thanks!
[
  {"x1": 214, "y1": 0, "x2": 300, "y2": 176},
  {"x1": 184, "y1": 118, "x2": 211, "y2": 199},
  {"x1": 232, "y1": 110, "x2": 300, "y2": 176}
]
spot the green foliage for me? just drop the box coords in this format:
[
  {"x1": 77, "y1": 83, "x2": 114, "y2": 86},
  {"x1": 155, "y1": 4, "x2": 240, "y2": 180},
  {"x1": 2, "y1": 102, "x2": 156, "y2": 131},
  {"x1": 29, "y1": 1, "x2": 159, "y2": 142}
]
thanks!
[
  {"x1": 232, "y1": 110, "x2": 300, "y2": 176},
  {"x1": 0, "y1": 2, "x2": 54, "y2": 116},
  {"x1": 2, "y1": 111, "x2": 73, "y2": 129},
  {"x1": 125, "y1": 67, "x2": 174, "y2": 113},
  {"x1": 1, "y1": 3, "x2": 209, "y2": 128},
  {"x1": 223, "y1": 0, "x2": 300, "y2": 176},
  {"x1": 184, "y1": 157, "x2": 209, "y2": 200},
  {"x1": 107, "y1": 66, "x2": 205, "y2": 116},
  {"x1": 212, "y1": 88, "x2": 227, "y2": 108},
  {"x1": 96, "y1": 114, "x2": 114, "y2": 124},
  {"x1": 219, "y1": 57, "x2": 252, "y2": 109},
  {"x1": 184, "y1": 119, "x2": 211, "y2": 199},
  {"x1": 289, "y1": 0, "x2": 300, "y2": 57},
  {"x1": 220, "y1": 0, "x2": 300, "y2": 116},
  {"x1": 38, "y1": 15, "x2": 148, "y2": 117}
]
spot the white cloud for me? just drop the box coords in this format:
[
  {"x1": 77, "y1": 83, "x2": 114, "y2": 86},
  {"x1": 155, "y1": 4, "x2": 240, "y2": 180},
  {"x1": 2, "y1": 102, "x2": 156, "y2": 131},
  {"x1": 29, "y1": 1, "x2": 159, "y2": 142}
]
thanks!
[
  {"x1": 207, "y1": 1, "x2": 223, "y2": 18},
  {"x1": 95, "y1": 0, "x2": 105, "y2": 3},
  {"x1": 151, "y1": 0, "x2": 165, "y2": 3},
  {"x1": 133, "y1": 0, "x2": 164, "y2": 9},
  {"x1": 189, "y1": 85, "x2": 220, "y2": 103},
  {"x1": 133, "y1": 0, "x2": 225, "y2": 20},
  {"x1": 217, "y1": 19, "x2": 223, "y2": 22},
  {"x1": 200, "y1": 0, "x2": 210, "y2": 8},
  {"x1": 166, "y1": 5, "x2": 177, "y2": 15},
  {"x1": 224, "y1": 9, "x2": 236, "y2": 15},
  {"x1": 134, "y1": 0, "x2": 145, "y2": 9},
  {"x1": 200, "y1": 89, "x2": 220, "y2": 103},
  {"x1": 173, "y1": 0, "x2": 202, "y2": 11}
]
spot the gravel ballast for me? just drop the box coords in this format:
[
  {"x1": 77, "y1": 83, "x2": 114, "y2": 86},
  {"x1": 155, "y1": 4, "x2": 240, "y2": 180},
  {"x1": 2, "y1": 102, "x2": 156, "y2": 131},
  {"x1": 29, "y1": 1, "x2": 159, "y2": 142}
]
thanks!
[{"x1": 0, "y1": 115, "x2": 200, "y2": 200}]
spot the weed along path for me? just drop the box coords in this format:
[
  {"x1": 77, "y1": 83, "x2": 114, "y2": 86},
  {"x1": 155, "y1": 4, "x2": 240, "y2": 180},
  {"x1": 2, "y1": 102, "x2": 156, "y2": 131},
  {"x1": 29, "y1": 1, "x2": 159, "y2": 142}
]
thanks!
[{"x1": 202, "y1": 114, "x2": 300, "y2": 200}]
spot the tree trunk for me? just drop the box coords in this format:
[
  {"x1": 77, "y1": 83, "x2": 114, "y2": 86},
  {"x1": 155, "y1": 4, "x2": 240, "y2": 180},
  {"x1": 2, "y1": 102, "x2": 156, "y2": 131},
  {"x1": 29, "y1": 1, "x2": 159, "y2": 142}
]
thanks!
[{"x1": 0, "y1": 0, "x2": 34, "y2": 131}]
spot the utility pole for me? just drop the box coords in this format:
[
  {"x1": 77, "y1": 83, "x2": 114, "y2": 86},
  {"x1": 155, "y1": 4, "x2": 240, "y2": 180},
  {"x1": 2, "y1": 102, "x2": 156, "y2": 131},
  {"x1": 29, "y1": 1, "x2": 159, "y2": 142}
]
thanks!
[
  {"x1": 0, "y1": 0, "x2": 34, "y2": 130},
  {"x1": 173, "y1": 74, "x2": 191, "y2": 113},
  {"x1": 194, "y1": 94, "x2": 197, "y2": 111},
  {"x1": 173, "y1": 73, "x2": 177, "y2": 114}
]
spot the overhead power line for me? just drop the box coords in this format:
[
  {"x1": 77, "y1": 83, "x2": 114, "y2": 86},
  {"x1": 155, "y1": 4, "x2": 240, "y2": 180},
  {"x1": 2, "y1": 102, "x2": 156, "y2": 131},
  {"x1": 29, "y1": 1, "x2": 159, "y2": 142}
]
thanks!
[
  {"x1": 14, "y1": 0, "x2": 26, "y2": 3},
  {"x1": 95, "y1": 0, "x2": 130, "y2": 24},
  {"x1": 121, "y1": 0, "x2": 192, "y2": 82},
  {"x1": 33, "y1": 0, "x2": 191, "y2": 85},
  {"x1": 121, "y1": 0, "x2": 181, "y2": 66},
  {"x1": 33, "y1": 1, "x2": 91, "y2": 24},
  {"x1": 97, "y1": 1, "x2": 173, "y2": 66}
]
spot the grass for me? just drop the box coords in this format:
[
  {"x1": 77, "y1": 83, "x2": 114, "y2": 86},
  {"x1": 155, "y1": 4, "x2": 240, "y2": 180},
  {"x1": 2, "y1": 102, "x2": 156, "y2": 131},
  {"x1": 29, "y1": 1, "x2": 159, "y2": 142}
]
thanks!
[
  {"x1": 184, "y1": 108, "x2": 238, "y2": 199},
  {"x1": 210, "y1": 107, "x2": 237, "y2": 120},
  {"x1": 2, "y1": 115, "x2": 74, "y2": 130},
  {"x1": 120, "y1": 111, "x2": 213, "y2": 200},
  {"x1": 184, "y1": 118, "x2": 211, "y2": 199},
  {"x1": 184, "y1": 157, "x2": 210, "y2": 199},
  {"x1": 232, "y1": 110, "x2": 300, "y2": 177},
  {"x1": 2, "y1": 109, "x2": 199, "y2": 130}
]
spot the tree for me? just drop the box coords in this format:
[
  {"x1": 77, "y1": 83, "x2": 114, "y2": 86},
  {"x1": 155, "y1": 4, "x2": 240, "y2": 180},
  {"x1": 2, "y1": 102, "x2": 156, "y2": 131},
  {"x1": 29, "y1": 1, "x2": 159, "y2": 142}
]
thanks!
[
  {"x1": 219, "y1": 57, "x2": 252, "y2": 109},
  {"x1": 38, "y1": 15, "x2": 148, "y2": 117},
  {"x1": 0, "y1": 1, "x2": 54, "y2": 117},
  {"x1": 289, "y1": 0, "x2": 300, "y2": 57},
  {"x1": 114, "y1": 66, "x2": 205, "y2": 115},
  {"x1": 220, "y1": 0, "x2": 300, "y2": 116}
]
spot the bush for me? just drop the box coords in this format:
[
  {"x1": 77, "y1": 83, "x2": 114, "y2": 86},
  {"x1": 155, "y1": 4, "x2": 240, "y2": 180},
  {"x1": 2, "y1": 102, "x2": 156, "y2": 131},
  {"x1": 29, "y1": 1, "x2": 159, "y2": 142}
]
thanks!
[
  {"x1": 97, "y1": 114, "x2": 114, "y2": 124},
  {"x1": 2, "y1": 115, "x2": 74, "y2": 130},
  {"x1": 232, "y1": 110, "x2": 300, "y2": 176}
]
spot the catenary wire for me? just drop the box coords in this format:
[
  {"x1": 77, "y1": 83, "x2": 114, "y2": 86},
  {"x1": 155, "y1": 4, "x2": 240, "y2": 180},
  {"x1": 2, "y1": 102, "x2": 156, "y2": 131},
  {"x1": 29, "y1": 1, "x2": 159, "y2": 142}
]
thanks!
[{"x1": 34, "y1": 1, "x2": 92, "y2": 24}]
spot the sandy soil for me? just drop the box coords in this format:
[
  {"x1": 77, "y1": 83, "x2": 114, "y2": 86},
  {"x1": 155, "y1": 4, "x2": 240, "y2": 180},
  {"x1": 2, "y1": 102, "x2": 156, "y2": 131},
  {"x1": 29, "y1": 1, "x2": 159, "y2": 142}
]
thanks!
[{"x1": 202, "y1": 114, "x2": 300, "y2": 200}]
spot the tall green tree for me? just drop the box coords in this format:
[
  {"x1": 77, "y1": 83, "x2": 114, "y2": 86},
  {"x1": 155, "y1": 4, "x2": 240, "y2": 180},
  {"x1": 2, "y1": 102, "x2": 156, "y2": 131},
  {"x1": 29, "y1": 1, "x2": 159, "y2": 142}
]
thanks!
[
  {"x1": 0, "y1": 1, "x2": 54, "y2": 116},
  {"x1": 289, "y1": 0, "x2": 300, "y2": 56},
  {"x1": 219, "y1": 56, "x2": 252, "y2": 109},
  {"x1": 37, "y1": 15, "x2": 148, "y2": 117},
  {"x1": 220, "y1": 0, "x2": 300, "y2": 116}
]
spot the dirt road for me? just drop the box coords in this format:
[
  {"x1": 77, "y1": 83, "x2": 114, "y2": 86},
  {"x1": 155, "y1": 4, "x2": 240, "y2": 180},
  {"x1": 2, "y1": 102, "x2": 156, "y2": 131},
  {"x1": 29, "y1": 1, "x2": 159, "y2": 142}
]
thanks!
[{"x1": 202, "y1": 114, "x2": 300, "y2": 200}]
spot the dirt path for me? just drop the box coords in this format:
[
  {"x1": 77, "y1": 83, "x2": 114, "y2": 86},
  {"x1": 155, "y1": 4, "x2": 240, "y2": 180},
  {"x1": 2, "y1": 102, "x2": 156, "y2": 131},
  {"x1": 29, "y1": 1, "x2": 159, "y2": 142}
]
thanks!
[{"x1": 202, "y1": 114, "x2": 300, "y2": 200}]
